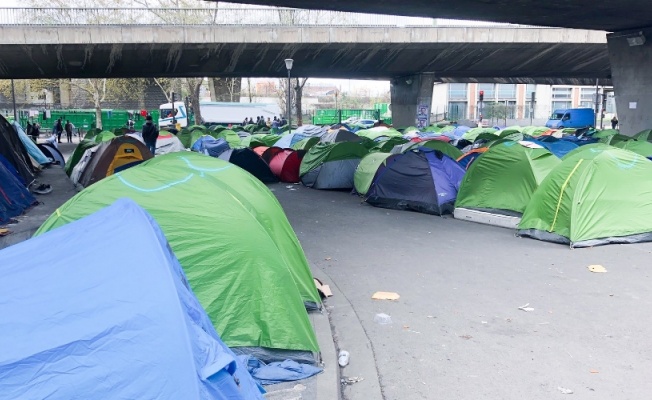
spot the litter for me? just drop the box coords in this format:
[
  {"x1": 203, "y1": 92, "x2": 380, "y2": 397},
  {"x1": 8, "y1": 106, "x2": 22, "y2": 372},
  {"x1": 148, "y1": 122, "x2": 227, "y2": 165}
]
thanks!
[
  {"x1": 588, "y1": 264, "x2": 607, "y2": 273},
  {"x1": 0, "y1": 228, "x2": 10, "y2": 237},
  {"x1": 372, "y1": 291, "x2": 400, "y2": 300},
  {"x1": 590, "y1": 369, "x2": 599, "y2": 374},
  {"x1": 518, "y1": 303, "x2": 534, "y2": 312},
  {"x1": 341, "y1": 376, "x2": 364, "y2": 385},
  {"x1": 374, "y1": 313, "x2": 392, "y2": 325},
  {"x1": 557, "y1": 387, "x2": 573, "y2": 394},
  {"x1": 313, "y1": 278, "x2": 332, "y2": 298},
  {"x1": 338, "y1": 350, "x2": 350, "y2": 367}
]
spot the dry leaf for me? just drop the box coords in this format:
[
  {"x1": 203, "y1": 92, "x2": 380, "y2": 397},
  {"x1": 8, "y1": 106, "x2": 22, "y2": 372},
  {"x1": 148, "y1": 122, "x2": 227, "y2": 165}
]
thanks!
[{"x1": 372, "y1": 291, "x2": 400, "y2": 300}]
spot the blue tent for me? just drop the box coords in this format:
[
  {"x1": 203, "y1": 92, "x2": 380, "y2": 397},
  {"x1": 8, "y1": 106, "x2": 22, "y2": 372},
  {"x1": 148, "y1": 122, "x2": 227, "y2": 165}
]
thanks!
[
  {"x1": 0, "y1": 198, "x2": 264, "y2": 400},
  {"x1": 192, "y1": 135, "x2": 231, "y2": 158},
  {"x1": 365, "y1": 148, "x2": 466, "y2": 215},
  {"x1": 0, "y1": 158, "x2": 35, "y2": 224},
  {"x1": 526, "y1": 139, "x2": 578, "y2": 158},
  {"x1": 273, "y1": 133, "x2": 307, "y2": 149},
  {"x1": 12, "y1": 121, "x2": 50, "y2": 165}
]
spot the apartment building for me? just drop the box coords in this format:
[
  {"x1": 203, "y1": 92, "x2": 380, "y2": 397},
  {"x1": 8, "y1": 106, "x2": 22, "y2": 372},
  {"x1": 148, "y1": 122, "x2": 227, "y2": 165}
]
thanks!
[{"x1": 431, "y1": 83, "x2": 616, "y2": 125}]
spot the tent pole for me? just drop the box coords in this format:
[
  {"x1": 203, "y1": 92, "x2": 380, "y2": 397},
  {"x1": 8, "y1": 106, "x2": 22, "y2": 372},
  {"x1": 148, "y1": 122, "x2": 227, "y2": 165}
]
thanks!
[
  {"x1": 594, "y1": 79, "x2": 600, "y2": 128},
  {"x1": 11, "y1": 79, "x2": 17, "y2": 122}
]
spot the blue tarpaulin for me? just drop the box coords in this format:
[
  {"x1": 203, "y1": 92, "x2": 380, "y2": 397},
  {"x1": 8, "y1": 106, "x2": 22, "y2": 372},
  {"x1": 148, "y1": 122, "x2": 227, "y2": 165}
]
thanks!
[
  {"x1": 239, "y1": 356, "x2": 322, "y2": 386},
  {"x1": 12, "y1": 121, "x2": 49, "y2": 165},
  {"x1": 0, "y1": 198, "x2": 264, "y2": 399}
]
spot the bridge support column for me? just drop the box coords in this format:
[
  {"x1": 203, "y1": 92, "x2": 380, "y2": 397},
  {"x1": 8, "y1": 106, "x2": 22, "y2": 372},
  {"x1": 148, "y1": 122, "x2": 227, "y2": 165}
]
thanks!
[
  {"x1": 390, "y1": 73, "x2": 435, "y2": 129},
  {"x1": 607, "y1": 28, "x2": 652, "y2": 134}
]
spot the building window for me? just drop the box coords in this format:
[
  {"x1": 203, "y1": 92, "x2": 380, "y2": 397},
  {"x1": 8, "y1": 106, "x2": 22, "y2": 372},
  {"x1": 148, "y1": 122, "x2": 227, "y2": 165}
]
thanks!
[
  {"x1": 552, "y1": 87, "x2": 572, "y2": 100},
  {"x1": 580, "y1": 87, "x2": 597, "y2": 103},
  {"x1": 448, "y1": 83, "x2": 467, "y2": 100},
  {"x1": 448, "y1": 102, "x2": 467, "y2": 120},
  {"x1": 525, "y1": 84, "x2": 536, "y2": 96},
  {"x1": 552, "y1": 101, "x2": 572, "y2": 111},
  {"x1": 497, "y1": 84, "x2": 516, "y2": 99},
  {"x1": 477, "y1": 83, "x2": 495, "y2": 101}
]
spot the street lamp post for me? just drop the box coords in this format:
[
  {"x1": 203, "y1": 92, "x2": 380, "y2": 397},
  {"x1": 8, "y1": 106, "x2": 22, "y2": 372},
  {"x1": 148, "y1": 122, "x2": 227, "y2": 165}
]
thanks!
[{"x1": 285, "y1": 58, "x2": 293, "y2": 134}]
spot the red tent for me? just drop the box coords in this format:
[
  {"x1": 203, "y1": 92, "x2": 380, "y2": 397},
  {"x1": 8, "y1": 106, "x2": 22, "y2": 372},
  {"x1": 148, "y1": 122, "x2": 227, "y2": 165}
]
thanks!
[{"x1": 269, "y1": 149, "x2": 304, "y2": 183}]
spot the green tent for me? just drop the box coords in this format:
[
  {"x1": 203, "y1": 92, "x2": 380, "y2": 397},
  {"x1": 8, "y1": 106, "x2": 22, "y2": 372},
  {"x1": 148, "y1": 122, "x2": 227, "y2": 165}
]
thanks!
[
  {"x1": 591, "y1": 129, "x2": 619, "y2": 139},
  {"x1": 603, "y1": 133, "x2": 633, "y2": 146},
  {"x1": 65, "y1": 133, "x2": 115, "y2": 176},
  {"x1": 83, "y1": 128, "x2": 102, "y2": 140},
  {"x1": 292, "y1": 137, "x2": 319, "y2": 151},
  {"x1": 521, "y1": 126, "x2": 551, "y2": 137},
  {"x1": 354, "y1": 152, "x2": 394, "y2": 195},
  {"x1": 394, "y1": 140, "x2": 462, "y2": 160},
  {"x1": 215, "y1": 129, "x2": 242, "y2": 147},
  {"x1": 614, "y1": 139, "x2": 652, "y2": 157},
  {"x1": 187, "y1": 124, "x2": 206, "y2": 133},
  {"x1": 177, "y1": 129, "x2": 204, "y2": 149},
  {"x1": 241, "y1": 134, "x2": 281, "y2": 148},
  {"x1": 37, "y1": 152, "x2": 319, "y2": 356},
  {"x1": 633, "y1": 129, "x2": 652, "y2": 142},
  {"x1": 456, "y1": 141, "x2": 561, "y2": 215},
  {"x1": 562, "y1": 143, "x2": 612, "y2": 160},
  {"x1": 300, "y1": 142, "x2": 369, "y2": 189},
  {"x1": 518, "y1": 147, "x2": 652, "y2": 247},
  {"x1": 368, "y1": 137, "x2": 408, "y2": 153},
  {"x1": 462, "y1": 127, "x2": 498, "y2": 141},
  {"x1": 356, "y1": 127, "x2": 403, "y2": 141}
]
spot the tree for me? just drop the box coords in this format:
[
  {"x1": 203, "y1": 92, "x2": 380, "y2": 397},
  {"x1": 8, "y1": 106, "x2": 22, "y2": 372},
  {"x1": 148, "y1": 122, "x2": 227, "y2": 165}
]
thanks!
[
  {"x1": 184, "y1": 78, "x2": 204, "y2": 125},
  {"x1": 294, "y1": 78, "x2": 308, "y2": 126}
]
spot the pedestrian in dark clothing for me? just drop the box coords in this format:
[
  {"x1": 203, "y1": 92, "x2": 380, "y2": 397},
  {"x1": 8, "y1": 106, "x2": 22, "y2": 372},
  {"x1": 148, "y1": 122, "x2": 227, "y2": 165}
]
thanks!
[
  {"x1": 611, "y1": 115, "x2": 619, "y2": 130},
  {"x1": 26, "y1": 122, "x2": 34, "y2": 141},
  {"x1": 55, "y1": 118, "x2": 63, "y2": 143},
  {"x1": 32, "y1": 122, "x2": 40, "y2": 141},
  {"x1": 142, "y1": 116, "x2": 159, "y2": 155},
  {"x1": 64, "y1": 120, "x2": 73, "y2": 143}
]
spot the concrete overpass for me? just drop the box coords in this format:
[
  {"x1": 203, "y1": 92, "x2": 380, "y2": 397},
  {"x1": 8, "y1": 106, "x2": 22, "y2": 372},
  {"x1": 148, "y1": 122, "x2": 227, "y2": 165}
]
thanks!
[
  {"x1": 216, "y1": 1, "x2": 652, "y2": 133},
  {"x1": 0, "y1": 25, "x2": 608, "y2": 84}
]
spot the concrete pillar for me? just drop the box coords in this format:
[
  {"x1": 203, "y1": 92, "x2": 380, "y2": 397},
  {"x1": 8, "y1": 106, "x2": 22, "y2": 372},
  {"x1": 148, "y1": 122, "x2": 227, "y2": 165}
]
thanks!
[
  {"x1": 59, "y1": 79, "x2": 72, "y2": 108},
  {"x1": 390, "y1": 73, "x2": 435, "y2": 128},
  {"x1": 607, "y1": 28, "x2": 652, "y2": 135}
]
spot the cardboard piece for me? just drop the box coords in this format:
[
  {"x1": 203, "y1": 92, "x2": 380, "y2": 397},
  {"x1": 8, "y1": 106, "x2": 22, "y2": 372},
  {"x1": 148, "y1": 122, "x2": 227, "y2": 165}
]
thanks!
[{"x1": 372, "y1": 291, "x2": 400, "y2": 301}]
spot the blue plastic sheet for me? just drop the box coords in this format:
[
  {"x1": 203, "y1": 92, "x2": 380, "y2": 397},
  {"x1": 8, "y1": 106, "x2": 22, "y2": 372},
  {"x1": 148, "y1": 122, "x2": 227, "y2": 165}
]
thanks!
[
  {"x1": 12, "y1": 121, "x2": 49, "y2": 165},
  {"x1": 0, "y1": 199, "x2": 264, "y2": 399},
  {"x1": 239, "y1": 356, "x2": 323, "y2": 386}
]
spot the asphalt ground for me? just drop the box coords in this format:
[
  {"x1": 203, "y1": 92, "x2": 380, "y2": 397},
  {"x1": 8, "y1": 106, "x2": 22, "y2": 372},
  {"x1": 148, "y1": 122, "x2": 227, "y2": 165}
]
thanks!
[{"x1": 271, "y1": 182, "x2": 652, "y2": 400}]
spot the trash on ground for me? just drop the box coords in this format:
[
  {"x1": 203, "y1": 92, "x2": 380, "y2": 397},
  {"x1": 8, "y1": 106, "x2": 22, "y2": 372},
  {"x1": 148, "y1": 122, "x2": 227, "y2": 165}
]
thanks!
[
  {"x1": 557, "y1": 386, "x2": 573, "y2": 394},
  {"x1": 32, "y1": 183, "x2": 52, "y2": 195},
  {"x1": 588, "y1": 264, "x2": 607, "y2": 273},
  {"x1": 325, "y1": 257, "x2": 332, "y2": 261},
  {"x1": 374, "y1": 313, "x2": 392, "y2": 325},
  {"x1": 372, "y1": 291, "x2": 400, "y2": 300},
  {"x1": 239, "y1": 355, "x2": 322, "y2": 386},
  {"x1": 459, "y1": 335, "x2": 473, "y2": 340},
  {"x1": 518, "y1": 303, "x2": 534, "y2": 312},
  {"x1": 0, "y1": 228, "x2": 10, "y2": 237},
  {"x1": 338, "y1": 350, "x2": 350, "y2": 367},
  {"x1": 341, "y1": 376, "x2": 364, "y2": 385},
  {"x1": 590, "y1": 369, "x2": 599, "y2": 374},
  {"x1": 313, "y1": 278, "x2": 332, "y2": 298}
]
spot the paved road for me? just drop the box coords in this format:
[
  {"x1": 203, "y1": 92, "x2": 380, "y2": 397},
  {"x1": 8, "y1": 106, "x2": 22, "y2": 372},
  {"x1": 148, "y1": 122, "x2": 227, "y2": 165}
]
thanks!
[{"x1": 272, "y1": 183, "x2": 652, "y2": 400}]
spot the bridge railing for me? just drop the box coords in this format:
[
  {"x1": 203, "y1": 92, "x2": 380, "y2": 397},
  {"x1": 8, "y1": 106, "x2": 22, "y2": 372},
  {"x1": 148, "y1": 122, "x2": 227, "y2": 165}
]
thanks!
[{"x1": 0, "y1": 7, "x2": 531, "y2": 27}]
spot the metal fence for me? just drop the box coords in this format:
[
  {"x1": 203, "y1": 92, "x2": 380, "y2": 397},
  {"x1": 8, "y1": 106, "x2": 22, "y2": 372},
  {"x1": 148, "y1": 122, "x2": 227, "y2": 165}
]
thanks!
[{"x1": 0, "y1": 7, "x2": 534, "y2": 27}]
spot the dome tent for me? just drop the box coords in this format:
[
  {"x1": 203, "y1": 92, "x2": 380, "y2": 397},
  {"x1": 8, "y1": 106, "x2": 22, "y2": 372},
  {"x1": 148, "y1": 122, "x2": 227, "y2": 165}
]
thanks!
[
  {"x1": 353, "y1": 152, "x2": 397, "y2": 196},
  {"x1": 269, "y1": 149, "x2": 305, "y2": 183},
  {"x1": 365, "y1": 148, "x2": 466, "y2": 215},
  {"x1": 455, "y1": 141, "x2": 561, "y2": 215},
  {"x1": 2, "y1": 199, "x2": 263, "y2": 399},
  {"x1": 300, "y1": 142, "x2": 368, "y2": 189},
  {"x1": 36, "y1": 153, "x2": 320, "y2": 362},
  {"x1": 518, "y1": 147, "x2": 652, "y2": 247},
  {"x1": 218, "y1": 148, "x2": 278, "y2": 183}
]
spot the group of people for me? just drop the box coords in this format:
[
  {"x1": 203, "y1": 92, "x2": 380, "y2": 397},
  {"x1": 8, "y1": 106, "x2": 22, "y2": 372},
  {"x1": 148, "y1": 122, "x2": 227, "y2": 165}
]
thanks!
[
  {"x1": 51, "y1": 118, "x2": 76, "y2": 143},
  {"x1": 25, "y1": 121, "x2": 41, "y2": 142},
  {"x1": 242, "y1": 115, "x2": 287, "y2": 128}
]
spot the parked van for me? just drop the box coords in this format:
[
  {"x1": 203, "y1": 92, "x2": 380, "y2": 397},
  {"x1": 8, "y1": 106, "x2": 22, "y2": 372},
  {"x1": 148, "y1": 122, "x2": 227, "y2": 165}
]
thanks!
[{"x1": 545, "y1": 108, "x2": 595, "y2": 129}]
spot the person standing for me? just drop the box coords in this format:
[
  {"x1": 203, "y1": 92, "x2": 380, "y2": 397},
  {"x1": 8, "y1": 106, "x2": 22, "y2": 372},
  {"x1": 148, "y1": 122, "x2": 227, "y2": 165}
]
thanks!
[
  {"x1": 142, "y1": 115, "x2": 159, "y2": 155},
  {"x1": 64, "y1": 120, "x2": 73, "y2": 143},
  {"x1": 611, "y1": 115, "x2": 619, "y2": 130},
  {"x1": 55, "y1": 118, "x2": 63, "y2": 143}
]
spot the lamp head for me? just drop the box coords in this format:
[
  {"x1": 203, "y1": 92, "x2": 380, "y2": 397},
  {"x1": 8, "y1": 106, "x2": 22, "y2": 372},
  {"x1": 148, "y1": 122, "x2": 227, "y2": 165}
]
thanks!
[{"x1": 285, "y1": 58, "x2": 294, "y2": 71}]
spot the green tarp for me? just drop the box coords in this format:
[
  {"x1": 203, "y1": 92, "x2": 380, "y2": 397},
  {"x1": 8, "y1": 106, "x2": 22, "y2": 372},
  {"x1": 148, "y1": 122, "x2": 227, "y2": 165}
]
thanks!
[
  {"x1": 300, "y1": 142, "x2": 369, "y2": 177},
  {"x1": 519, "y1": 147, "x2": 652, "y2": 247},
  {"x1": 354, "y1": 152, "x2": 393, "y2": 195},
  {"x1": 37, "y1": 153, "x2": 320, "y2": 353},
  {"x1": 456, "y1": 141, "x2": 561, "y2": 214}
]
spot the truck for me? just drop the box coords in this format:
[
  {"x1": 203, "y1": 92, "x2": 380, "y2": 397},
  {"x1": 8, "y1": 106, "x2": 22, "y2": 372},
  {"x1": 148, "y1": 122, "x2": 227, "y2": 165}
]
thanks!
[
  {"x1": 159, "y1": 101, "x2": 282, "y2": 128},
  {"x1": 545, "y1": 108, "x2": 595, "y2": 129}
]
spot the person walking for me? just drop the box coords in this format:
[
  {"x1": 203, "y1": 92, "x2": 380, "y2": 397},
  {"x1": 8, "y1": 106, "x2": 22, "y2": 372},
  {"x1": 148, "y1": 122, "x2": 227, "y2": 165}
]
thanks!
[
  {"x1": 64, "y1": 120, "x2": 73, "y2": 143},
  {"x1": 611, "y1": 115, "x2": 619, "y2": 130},
  {"x1": 54, "y1": 118, "x2": 63, "y2": 143},
  {"x1": 32, "y1": 122, "x2": 40, "y2": 142},
  {"x1": 142, "y1": 115, "x2": 159, "y2": 155}
]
